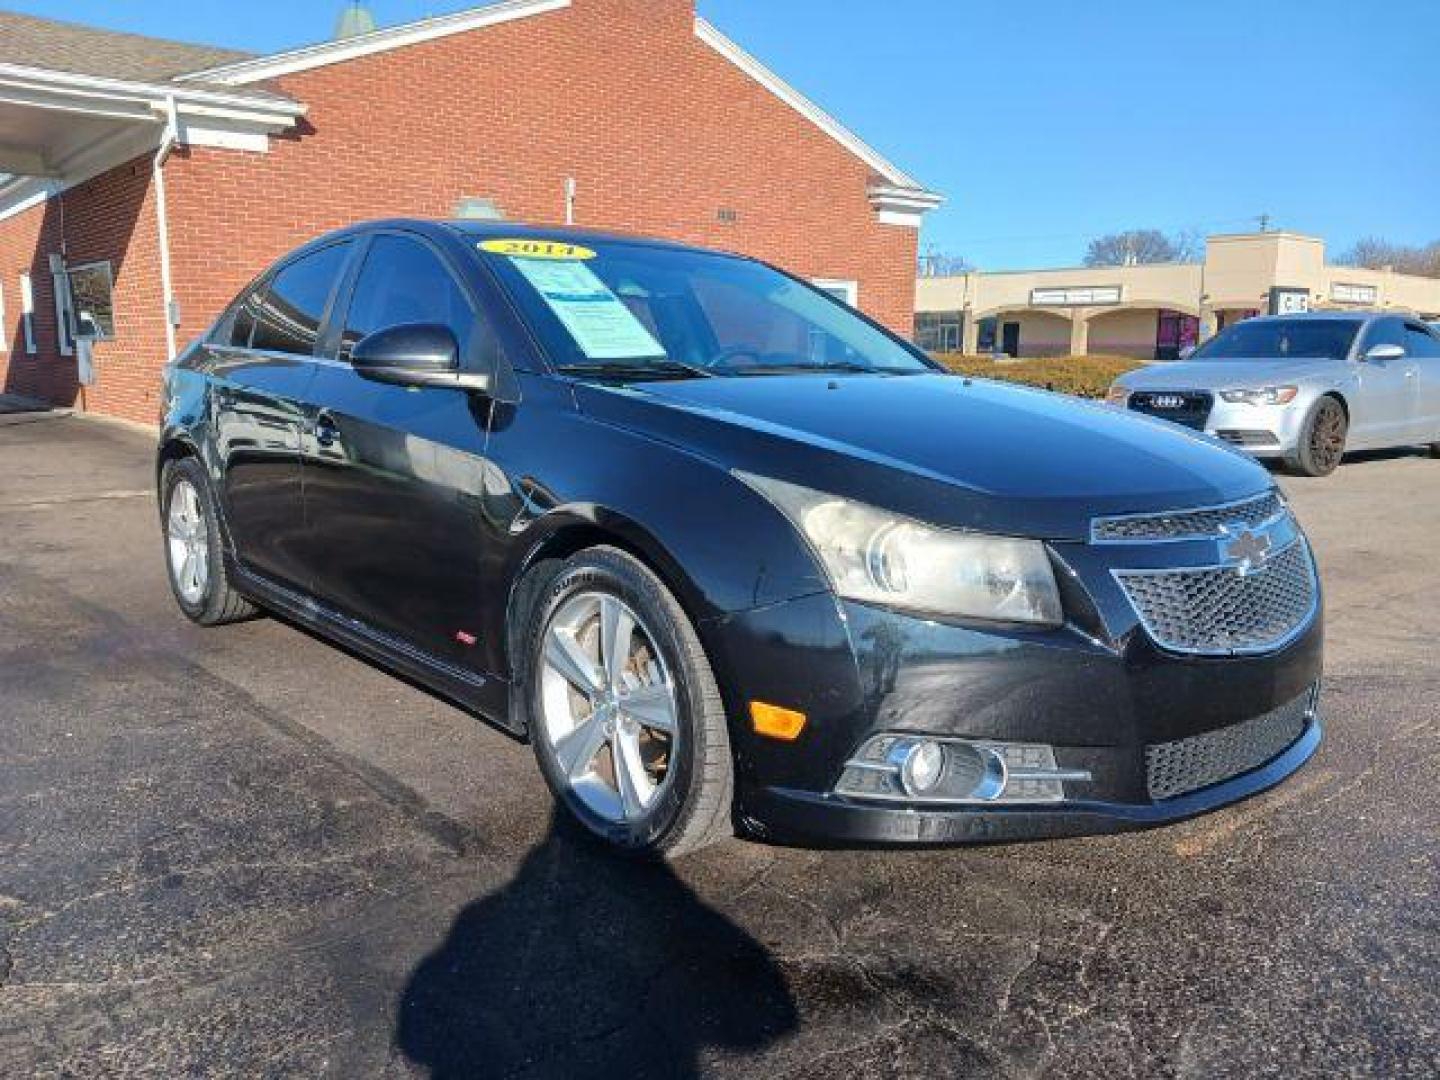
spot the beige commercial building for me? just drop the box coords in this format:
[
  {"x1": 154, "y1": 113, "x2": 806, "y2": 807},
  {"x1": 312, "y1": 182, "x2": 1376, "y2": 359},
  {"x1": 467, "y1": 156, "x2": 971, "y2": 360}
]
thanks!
[{"x1": 915, "y1": 231, "x2": 1440, "y2": 360}]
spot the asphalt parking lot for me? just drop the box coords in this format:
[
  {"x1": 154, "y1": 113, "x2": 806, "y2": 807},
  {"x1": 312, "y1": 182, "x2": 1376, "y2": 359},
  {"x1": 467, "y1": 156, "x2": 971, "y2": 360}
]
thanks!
[{"x1": 1, "y1": 410, "x2": 1437, "y2": 1078}]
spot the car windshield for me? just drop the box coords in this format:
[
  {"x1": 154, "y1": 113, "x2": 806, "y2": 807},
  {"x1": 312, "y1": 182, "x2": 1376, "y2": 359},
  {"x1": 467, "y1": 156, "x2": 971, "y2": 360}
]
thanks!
[
  {"x1": 480, "y1": 237, "x2": 934, "y2": 378},
  {"x1": 1190, "y1": 319, "x2": 1360, "y2": 362}
]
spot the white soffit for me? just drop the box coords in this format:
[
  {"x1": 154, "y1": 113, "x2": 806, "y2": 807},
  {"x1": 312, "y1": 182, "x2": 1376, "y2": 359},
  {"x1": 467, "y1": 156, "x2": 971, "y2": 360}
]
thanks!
[{"x1": 179, "y1": 0, "x2": 572, "y2": 85}]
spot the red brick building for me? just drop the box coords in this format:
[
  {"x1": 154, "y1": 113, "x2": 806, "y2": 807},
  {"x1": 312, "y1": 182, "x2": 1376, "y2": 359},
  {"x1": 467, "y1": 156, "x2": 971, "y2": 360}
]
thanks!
[{"x1": 0, "y1": 0, "x2": 940, "y2": 424}]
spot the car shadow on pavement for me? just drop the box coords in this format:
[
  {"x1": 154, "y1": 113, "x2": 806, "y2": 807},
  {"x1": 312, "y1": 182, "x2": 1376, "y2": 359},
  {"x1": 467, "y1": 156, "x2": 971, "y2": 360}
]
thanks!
[{"x1": 395, "y1": 814, "x2": 798, "y2": 1079}]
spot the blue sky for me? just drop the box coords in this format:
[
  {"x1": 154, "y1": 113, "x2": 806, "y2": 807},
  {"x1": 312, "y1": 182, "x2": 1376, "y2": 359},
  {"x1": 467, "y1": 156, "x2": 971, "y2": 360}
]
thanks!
[{"x1": 14, "y1": 0, "x2": 1439, "y2": 269}]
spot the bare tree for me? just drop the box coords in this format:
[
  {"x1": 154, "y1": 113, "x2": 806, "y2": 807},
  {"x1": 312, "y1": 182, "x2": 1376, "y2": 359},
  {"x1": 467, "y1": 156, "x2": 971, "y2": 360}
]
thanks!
[
  {"x1": 1084, "y1": 229, "x2": 1193, "y2": 267},
  {"x1": 1171, "y1": 228, "x2": 1203, "y2": 264},
  {"x1": 1337, "y1": 237, "x2": 1440, "y2": 278},
  {"x1": 917, "y1": 249, "x2": 973, "y2": 277}
]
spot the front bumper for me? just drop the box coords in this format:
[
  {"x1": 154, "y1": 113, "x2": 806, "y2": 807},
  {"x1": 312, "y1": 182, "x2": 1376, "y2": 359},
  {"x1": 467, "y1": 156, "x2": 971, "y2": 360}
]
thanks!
[
  {"x1": 744, "y1": 717, "x2": 1320, "y2": 845},
  {"x1": 1124, "y1": 394, "x2": 1306, "y2": 459},
  {"x1": 1202, "y1": 398, "x2": 1306, "y2": 458},
  {"x1": 703, "y1": 564, "x2": 1324, "y2": 847}
]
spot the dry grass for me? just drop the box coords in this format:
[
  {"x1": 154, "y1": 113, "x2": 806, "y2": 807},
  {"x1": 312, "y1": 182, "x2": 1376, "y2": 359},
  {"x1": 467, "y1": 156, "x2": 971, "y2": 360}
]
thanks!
[{"x1": 933, "y1": 354, "x2": 1145, "y2": 398}]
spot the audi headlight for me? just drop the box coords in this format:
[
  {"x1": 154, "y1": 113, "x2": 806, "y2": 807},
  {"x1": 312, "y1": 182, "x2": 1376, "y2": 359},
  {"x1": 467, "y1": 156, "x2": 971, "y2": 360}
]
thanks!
[
  {"x1": 736, "y1": 474, "x2": 1063, "y2": 626},
  {"x1": 1219, "y1": 385, "x2": 1298, "y2": 406},
  {"x1": 1104, "y1": 384, "x2": 1130, "y2": 406}
]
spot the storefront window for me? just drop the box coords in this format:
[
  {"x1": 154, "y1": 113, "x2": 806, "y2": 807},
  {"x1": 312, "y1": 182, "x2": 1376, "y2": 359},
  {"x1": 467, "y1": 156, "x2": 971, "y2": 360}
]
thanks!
[
  {"x1": 914, "y1": 310, "x2": 963, "y2": 353},
  {"x1": 1156, "y1": 310, "x2": 1199, "y2": 361}
]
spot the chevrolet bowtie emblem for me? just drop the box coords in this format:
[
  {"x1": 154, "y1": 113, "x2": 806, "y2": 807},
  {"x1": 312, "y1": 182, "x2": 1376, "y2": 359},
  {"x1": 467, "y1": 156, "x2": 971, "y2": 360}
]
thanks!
[{"x1": 1220, "y1": 523, "x2": 1273, "y2": 576}]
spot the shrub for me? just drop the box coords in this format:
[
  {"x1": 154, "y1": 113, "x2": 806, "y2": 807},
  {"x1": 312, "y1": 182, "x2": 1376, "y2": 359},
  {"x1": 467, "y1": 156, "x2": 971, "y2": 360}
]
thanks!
[{"x1": 932, "y1": 354, "x2": 1145, "y2": 398}]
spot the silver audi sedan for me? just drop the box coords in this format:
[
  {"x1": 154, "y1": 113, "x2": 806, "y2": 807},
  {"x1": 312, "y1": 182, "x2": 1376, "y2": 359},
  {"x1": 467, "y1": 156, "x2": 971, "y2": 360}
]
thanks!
[{"x1": 1108, "y1": 312, "x2": 1440, "y2": 475}]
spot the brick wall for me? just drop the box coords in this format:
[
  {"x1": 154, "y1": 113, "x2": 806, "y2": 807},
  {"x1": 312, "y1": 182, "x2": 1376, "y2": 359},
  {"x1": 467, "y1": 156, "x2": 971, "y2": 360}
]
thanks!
[
  {"x1": 0, "y1": 158, "x2": 168, "y2": 423},
  {"x1": 1, "y1": 0, "x2": 921, "y2": 421}
]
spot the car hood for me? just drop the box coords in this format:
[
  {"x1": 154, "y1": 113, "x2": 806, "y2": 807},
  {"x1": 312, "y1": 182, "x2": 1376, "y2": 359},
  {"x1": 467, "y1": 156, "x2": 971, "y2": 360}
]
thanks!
[
  {"x1": 576, "y1": 373, "x2": 1272, "y2": 540},
  {"x1": 1120, "y1": 358, "x2": 1335, "y2": 389}
]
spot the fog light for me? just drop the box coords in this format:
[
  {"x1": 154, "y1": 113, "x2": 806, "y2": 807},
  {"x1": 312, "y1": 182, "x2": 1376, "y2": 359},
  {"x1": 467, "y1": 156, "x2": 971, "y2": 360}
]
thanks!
[
  {"x1": 943, "y1": 742, "x2": 1008, "y2": 801},
  {"x1": 897, "y1": 740, "x2": 945, "y2": 795},
  {"x1": 835, "y1": 734, "x2": 1091, "y2": 805}
]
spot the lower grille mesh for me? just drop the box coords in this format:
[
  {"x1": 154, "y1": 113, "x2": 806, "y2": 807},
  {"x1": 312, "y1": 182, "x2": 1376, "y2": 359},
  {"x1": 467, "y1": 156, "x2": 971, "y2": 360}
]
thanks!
[
  {"x1": 1146, "y1": 688, "x2": 1315, "y2": 800},
  {"x1": 1116, "y1": 540, "x2": 1317, "y2": 655}
]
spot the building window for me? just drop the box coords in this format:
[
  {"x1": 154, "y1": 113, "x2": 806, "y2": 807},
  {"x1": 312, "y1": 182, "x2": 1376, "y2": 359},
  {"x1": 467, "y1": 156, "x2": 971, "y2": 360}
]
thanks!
[
  {"x1": 810, "y1": 278, "x2": 859, "y2": 307},
  {"x1": 19, "y1": 273, "x2": 36, "y2": 354},
  {"x1": 915, "y1": 310, "x2": 963, "y2": 353},
  {"x1": 67, "y1": 261, "x2": 117, "y2": 341}
]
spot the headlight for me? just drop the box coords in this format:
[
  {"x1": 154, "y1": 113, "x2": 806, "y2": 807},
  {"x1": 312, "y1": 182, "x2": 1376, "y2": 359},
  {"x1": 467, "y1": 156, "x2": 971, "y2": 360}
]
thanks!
[
  {"x1": 1104, "y1": 384, "x2": 1130, "y2": 406},
  {"x1": 1219, "y1": 385, "x2": 1298, "y2": 405},
  {"x1": 736, "y1": 474, "x2": 1063, "y2": 626}
]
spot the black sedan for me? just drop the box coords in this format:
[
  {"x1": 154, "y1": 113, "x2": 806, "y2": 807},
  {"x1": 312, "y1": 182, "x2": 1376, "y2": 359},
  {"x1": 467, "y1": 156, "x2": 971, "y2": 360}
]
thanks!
[{"x1": 157, "y1": 220, "x2": 1323, "y2": 856}]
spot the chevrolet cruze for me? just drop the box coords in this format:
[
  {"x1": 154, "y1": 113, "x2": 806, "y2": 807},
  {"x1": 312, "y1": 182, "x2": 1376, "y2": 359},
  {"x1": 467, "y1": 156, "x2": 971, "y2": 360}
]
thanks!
[{"x1": 158, "y1": 220, "x2": 1323, "y2": 856}]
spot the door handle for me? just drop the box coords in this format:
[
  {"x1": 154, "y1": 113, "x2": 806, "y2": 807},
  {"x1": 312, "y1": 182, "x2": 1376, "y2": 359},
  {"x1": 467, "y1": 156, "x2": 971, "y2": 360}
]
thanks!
[{"x1": 314, "y1": 412, "x2": 340, "y2": 448}]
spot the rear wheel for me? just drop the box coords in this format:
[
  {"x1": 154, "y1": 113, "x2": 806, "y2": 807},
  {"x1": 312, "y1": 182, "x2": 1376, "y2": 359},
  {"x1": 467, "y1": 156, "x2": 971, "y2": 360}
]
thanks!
[
  {"x1": 160, "y1": 457, "x2": 257, "y2": 626},
  {"x1": 1288, "y1": 397, "x2": 1347, "y2": 477},
  {"x1": 522, "y1": 547, "x2": 733, "y2": 858}
]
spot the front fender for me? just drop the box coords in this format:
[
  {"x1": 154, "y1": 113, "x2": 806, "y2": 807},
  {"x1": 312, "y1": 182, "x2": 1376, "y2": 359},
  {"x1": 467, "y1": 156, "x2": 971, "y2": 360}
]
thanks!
[{"x1": 478, "y1": 377, "x2": 831, "y2": 680}]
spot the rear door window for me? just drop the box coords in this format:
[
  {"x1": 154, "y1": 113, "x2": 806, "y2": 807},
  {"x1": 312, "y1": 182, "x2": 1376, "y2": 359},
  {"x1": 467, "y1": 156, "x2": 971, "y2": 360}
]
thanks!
[{"x1": 251, "y1": 242, "x2": 351, "y2": 356}]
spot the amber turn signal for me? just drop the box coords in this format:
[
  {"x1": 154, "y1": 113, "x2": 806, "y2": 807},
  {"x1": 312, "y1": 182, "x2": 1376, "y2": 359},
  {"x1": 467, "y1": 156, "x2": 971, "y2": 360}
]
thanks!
[{"x1": 750, "y1": 701, "x2": 807, "y2": 741}]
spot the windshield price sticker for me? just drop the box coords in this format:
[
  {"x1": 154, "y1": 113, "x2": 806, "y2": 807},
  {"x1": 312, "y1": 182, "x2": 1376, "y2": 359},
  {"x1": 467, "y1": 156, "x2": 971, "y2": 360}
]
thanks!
[
  {"x1": 479, "y1": 239, "x2": 596, "y2": 261},
  {"x1": 505, "y1": 256, "x2": 666, "y2": 361}
]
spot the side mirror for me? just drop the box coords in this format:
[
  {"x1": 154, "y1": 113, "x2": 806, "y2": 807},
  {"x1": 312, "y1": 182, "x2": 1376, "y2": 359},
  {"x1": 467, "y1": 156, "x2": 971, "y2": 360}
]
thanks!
[
  {"x1": 1178, "y1": 345, "x2": 1197, "y2": 360},
  {"x1": 350, "y1": 322, "x2": 491, "y2": 392},
  {"x1": 1361, "y1": 343, "x2": 1405, "y2": 363}
]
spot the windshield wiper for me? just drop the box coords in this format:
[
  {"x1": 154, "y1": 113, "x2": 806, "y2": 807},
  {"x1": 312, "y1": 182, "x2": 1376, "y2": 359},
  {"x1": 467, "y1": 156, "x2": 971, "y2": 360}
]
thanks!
[{"x1": 559, "y1": 359, "x2": 716, "y2": 381}]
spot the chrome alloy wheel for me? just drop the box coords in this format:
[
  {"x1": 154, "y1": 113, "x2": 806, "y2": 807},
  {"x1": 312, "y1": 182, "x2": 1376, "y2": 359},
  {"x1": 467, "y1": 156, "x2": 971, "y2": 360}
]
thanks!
[
  {"x1": 166, "y1": 479, "x2": 210, "y2": 604},
  {"x1": 538, "y1": 591, "x2": 680, "y2": 825}
]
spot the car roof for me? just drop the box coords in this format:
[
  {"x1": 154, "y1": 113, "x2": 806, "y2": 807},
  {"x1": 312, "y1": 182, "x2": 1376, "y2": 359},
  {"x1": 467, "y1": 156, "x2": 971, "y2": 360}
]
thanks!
[
  {"x1": 1243, "y1": 311, "x2": 1372, "y2": 323},
  {"x1": 300, "y1": 217, "x2": 723, "y2": 256},
  {"x1": 442, "y1": 219, "x2": 707, "y2": 254}
]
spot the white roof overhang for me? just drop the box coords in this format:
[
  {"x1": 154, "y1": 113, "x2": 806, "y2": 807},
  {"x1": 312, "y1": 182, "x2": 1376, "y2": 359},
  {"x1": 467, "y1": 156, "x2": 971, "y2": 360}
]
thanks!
[{"x1": 0, "y1": 63, "x2": 304, "y2": 215}]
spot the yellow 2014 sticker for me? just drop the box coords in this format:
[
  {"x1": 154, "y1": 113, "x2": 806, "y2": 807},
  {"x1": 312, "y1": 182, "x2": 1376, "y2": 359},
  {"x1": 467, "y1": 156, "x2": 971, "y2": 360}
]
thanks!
[{"x1": 479, "y1": 238, "x2": 595, "y2": 260}]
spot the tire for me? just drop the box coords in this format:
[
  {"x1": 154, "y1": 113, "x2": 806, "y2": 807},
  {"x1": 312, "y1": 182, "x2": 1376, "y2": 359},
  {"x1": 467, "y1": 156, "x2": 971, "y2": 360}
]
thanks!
[
  {"x1": 520, "y1": 546, "x2": 733, "y2": 858},
  {"x1": 1287, "y1": 396, "x2": 1348, "y2": 477},
  {"x1": 159, "y1": 457, "x2": 258, "y2": 626}
]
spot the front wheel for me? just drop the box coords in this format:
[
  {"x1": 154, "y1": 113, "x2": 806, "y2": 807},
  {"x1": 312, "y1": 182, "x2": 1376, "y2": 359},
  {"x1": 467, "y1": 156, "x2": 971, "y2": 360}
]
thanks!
[
  {"x1": 521, "y1": 547, "x2": 734, "y2": 858},
  {"x1": 1288, "y1": 397, "x2": 1348, "y2": 477}
]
